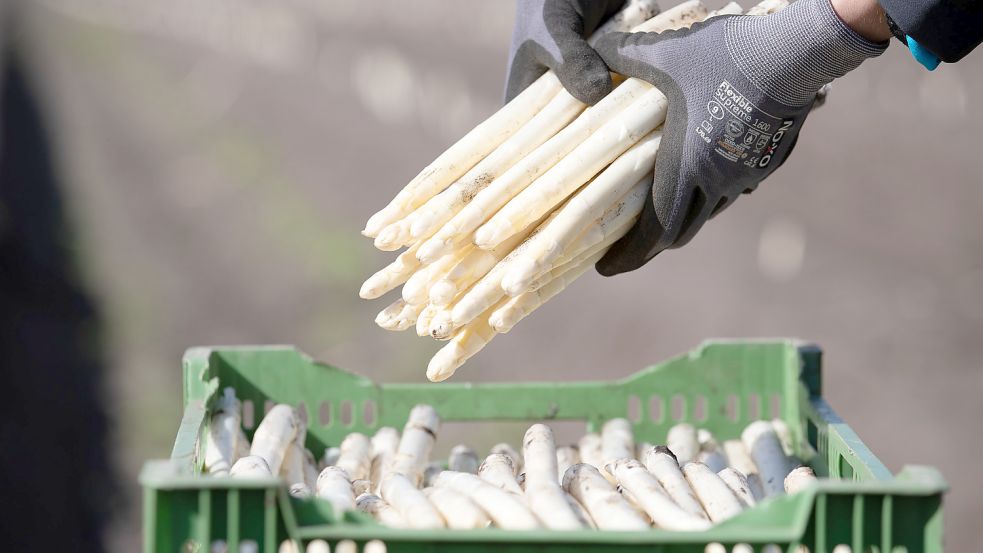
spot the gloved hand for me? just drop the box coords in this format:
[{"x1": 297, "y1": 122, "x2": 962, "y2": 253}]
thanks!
[
  {"x1": 593, "y1": 0, "x2": 887, "y2": 275},
  {"x1": 505, "y1": 0, "x2": 626, "y2": 105}
]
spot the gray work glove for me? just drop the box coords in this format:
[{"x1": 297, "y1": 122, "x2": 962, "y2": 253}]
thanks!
[
  {"x1": 506, "y1": 0, "x2": 626, "y2": 105},
  {"x1": 594, "y1": 0, "x2": 887, "y2": 276}
]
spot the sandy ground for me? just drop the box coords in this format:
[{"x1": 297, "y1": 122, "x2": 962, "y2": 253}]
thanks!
[{"x1": 11, "y1": 0, "x2": 983, "y2": 550}]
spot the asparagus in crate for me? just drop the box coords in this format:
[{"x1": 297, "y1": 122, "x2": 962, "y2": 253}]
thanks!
[{"x1": 200, "y1": 389, "x2": 828, "y2": 532}]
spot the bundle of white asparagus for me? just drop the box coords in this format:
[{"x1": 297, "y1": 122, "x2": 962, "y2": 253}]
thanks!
[
  {"x1": 205, "y1": 389, "x2": 820, "y2": 532},
  {"x1": 359, "y1": 0, "x2": 789, "y2": 382}
]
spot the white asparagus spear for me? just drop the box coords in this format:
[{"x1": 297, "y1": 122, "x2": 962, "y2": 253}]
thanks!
[
  {"x1": 230, "y1": 455, "x2": 272, "y2": 478},
  {"x1": 491, "y1": 443, "x2": 523, "y2": 474},
  {"x1": 278, "y1": 540, "x2": 301, "y2": 553},
  {"x1": 281, "y1": 442, "x2": 308, "y2": 486},
  {"x1": 565, "y1": 492, "x2": 596, "y2": 528},
  {"x1": 562, "y1": 464, "x2": 650, "y2": 530},
  {"x1": 359, "y1": 242, "x2": 422, "y2": 299},
  {"x1": 388, "y1": 404, "x2": 440, "y2": 485},
  {"x1": 412, "y1": 0, "x2": 711, "y2": 262},
  {"x1": 784, "y1": 466, "x2": 818, "y2": 494},
  {"x1": 474, "y1": 87, "x2": 669, "y2": 250},
  {"x1": 433, "y1": 471, "x2": 541, "y2": 529},
  {"x1": 578, "y1": 433, "x2": 605, "y2": 469},
  {"x1": 305, "y1": 540, "x2": 330, "y2": 553},
  {"x1": 356, "y1": 492, "x2": 408, "y2": 528},
  {"x1": 320, "y1": 446, "x2": 341, "y2": 470},
  {"x1": 516, "y1": 471, "x2": 527, "y2": 491},
  {"x1": 746, "y1": 473, "x2": 766, "y2": 502},
  {"x1": 499, "y1": 130, "x2": 661, "y2": 295},
  {"x1": 335, "y1": 432, "x2": 372, "y2": 482},
  {"x1": 380, "y1": 473, "x2": 445, "y2": 529},
  {"x1": 489, "y1": 248, "x2": 604, "y2": 334},
  {"x1": 303, "y1": 449, "x2": 319, "y2": 489},
  {"x1": 600, "y1": 418, "x2": 635, "y2": 483},
  {"x1": 556, "y1": 446, "x2": 580, "y2": 483},
  {"x1": 427, "y1": 300, "x2": 506, "y2": 381},
  {"x1": 449, "y1": 445, "x2": 481, "y2": 474},
  {"x1": 682, "y1": 462, "x2": 745, "y2": 523},
  {"x1": 746, "y1": 0, "x2": 789, "y2": 16},
  {"x1": 772, "y1": 418, "x2": 796, "y2": 456},
  {"x1": 706, "y1": 1, "x2": 743, "y2": 17},
  {"x1": 422, "y1": 461, "x2": 444, "y2": 488},
  {"x1": 516, "y1": 176, "x2": 649, "y2": 288},
  {"x1": 696, "y1": 449, "x2": 728, "y2": 473},
  {"x1": 347, "y1": 478, "x2": 370, "y2": 496},
  {"x1": 428, "y1": 218, "x2": 540, "y2": 307},
  {"x1": 478, "y1": 453, "x2": 524, "y2": 495},
  {"x1": 375, "y1": 299, "x2": 425, "y2": 331},
  {"x1": 370, "y1": 427, "x2": 400, "y2": 487},
  {"x1": 427, "y1": 308, "x2": 456, "y2": 340},
  {"x1": 416, "y1": 304, "x2": 439, "y2": 337},
  {"x1": 591, "y1": 0, "x2": 661, "y2": 40},
  {"x1": 362, "y1": 73, "x2": 562, "y2": 238},
  {"x1": 696, "y1": 429, "x2": 729, "y2": 473},
  {"x1": 723, "y1": 439, "x2": 758, "y2": 477},
  {"x1": 363, "y1": 540, "x2": 386, "y2": 553},
  {"x1": 402, "y1": 246, "x2": 472, "y2": 305},
  {"x1": 667, "y1": 423, "x2": 699, "y2": 465},
  {"x1": 236, "y1": 427, "x2": 251, "y2": 462},
  {"x1": 388, "y1": 91, "x2": 588, "y2": 248},
  {"x1": 488, "y1": 184, "x2": 648, "y2": 332},
  {"x1": 417, "y1": 78, "x2": 652, "y2": 264},
  {"x1": 630, "y1": 0, "x2": 708, "y2": 33},
  {"x1": 250, "y1": 405, "x2": 300, "y2": 475},
  {"x1": 362, "y1": 0, "x2": 669, "y2": 239},
  {"x1": 640, "y1": 446, "x2": 709, "y2": 520},
  {"x1": 523, "y1": 424, "x2": 584, "y2": 529},
  {"x1": 204, "y1": 388, "x2": 241, "y2": 476},
  {"x1": 606, "y1": 459, "x2": 712, "y2": 531},
  {"x1": 423, "y1": 487, "x2": 491, "y2": 529},
  {"x1": 425, "y1": 319, "x2": 493, "y2": 381},
  {"x1": 446, "y1": 206, "x2": 565, "y2": 330},
  {"x1": 334, "y1": 541, "x2": 356, "y2": 553},
  {"x1": 742, "y1": 420, "x2": 791, "y2": 497},
  {"x1": 315, "y1": 466, "x2": 356, "y2": 515},
  {"x1": 289, "y1": 483, "x2": 312, "y2": 499},
  {"x1": 718, "y1": 467, "x2": 757, "y2": 507}
]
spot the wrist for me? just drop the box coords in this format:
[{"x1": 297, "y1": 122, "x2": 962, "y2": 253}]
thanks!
[{"x1": 830, "y1": 0, "x2": 892, "y2": 42}]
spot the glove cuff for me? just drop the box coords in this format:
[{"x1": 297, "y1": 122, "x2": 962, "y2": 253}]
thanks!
[{"x1": 725, "y1": 0, "x2": 888, "y2": 107}]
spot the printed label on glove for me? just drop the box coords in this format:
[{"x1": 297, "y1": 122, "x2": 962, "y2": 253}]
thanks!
[{"x1": 696, "y1": 81, "x2": 793, "y2": 169}]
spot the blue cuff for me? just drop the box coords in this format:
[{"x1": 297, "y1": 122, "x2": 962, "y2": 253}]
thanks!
[{"x1": 905, "y1": 36, "x2": 941, "y2": 71}]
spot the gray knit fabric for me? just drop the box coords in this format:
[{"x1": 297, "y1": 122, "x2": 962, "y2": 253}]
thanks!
[
  {"x1": 727, "y1": 0, "x2": 887, "y2": 107},
  {"x1": 505, "y1": 0, "x2": 625, "y2": 105},
  {"x1": 591, "y1": 0, "x2": 886, "y2": 275}
]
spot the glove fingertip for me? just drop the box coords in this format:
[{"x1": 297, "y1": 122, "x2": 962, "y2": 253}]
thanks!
[
  {"x1": 557, "y1": 47, "x2": 614, "y2": 105},
  {"x1": 568, "y1": 68, "x2": 613, "y2": 105}
]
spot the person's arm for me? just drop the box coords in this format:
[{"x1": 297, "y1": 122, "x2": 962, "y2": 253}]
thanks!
[{"x1": 878, "y1": 0, "x2": 983, "y2": 67}]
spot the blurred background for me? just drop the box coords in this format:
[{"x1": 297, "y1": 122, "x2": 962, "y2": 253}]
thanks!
[{"x1": 2, "y1": 0, "x2": 980, "y2": 550}]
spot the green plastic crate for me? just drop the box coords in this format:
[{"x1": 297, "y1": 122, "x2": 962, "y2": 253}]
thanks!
[{"x1": 141, "y1": 339, "x2": 946, "y2": 553}]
